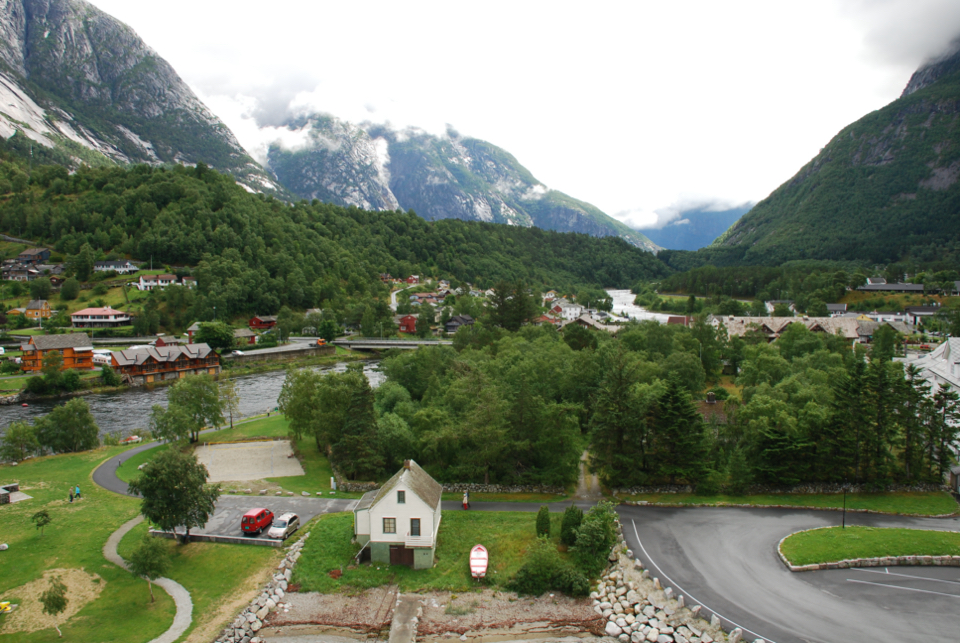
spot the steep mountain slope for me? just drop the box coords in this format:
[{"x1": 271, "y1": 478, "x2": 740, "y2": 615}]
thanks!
[
  {"x1": 639, "y1": 205, "x2": 751, "y2": 251},
  {"x1": 702, "y1": 46, "x2": 960, "y2": 266},
  {"x1": 0, "y1": 0, "x2": 279, "y2": 192},
  {"x1": 267, "y1": 114, "x2": 659, "y2": 252}
]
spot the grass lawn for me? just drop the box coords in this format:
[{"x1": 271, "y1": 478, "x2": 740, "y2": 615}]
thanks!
[
  {"x1": 116, "y1": 520, "x2": 279, "y2": 641},
  {"x1": 780, "y1": 526, "x2": 960, "y2": 566},
  {"x1": 293, "y1": 510, "x2": 566, "y2": 593},
  {"x1": 0, "y1": 447, "x2": 175, "y2": 643},
  {"x1": 620, "y1": 491, "x2": 960, "y2": 516}
]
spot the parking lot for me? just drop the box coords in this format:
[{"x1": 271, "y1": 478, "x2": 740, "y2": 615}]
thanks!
[
  {"x1": 169, "y1": 495, "x2": 358, "y2": 543},
  {"x1": 194, "y1": 440, "x2": 305, "y2": 482}
]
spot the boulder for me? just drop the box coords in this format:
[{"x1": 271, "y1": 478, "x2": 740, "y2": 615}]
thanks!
[
  {"x1": 600, "y1": 601, "x2": 613, "y2": 610},
  {"x1": 302, "y1": 491, "x2": 310, "y2": 497},
  {"x1": 613, "y1": 602, "x2": 624, "y2": 614},
  {"x1": 250, "y1": 619, "x2": 262, "y2": 632},
  {"x1": 626, "y1": 590, "x2": 641, "y2": 604},
  {"x1": 701, "y1": 635, "x2": 714, "y2": 643},
  {"x1": 728, "y1": 629, "x2": 742, "y2": 643},
  {"x1": 663, "y1": 587, "x2": 674, "y2": 599},
  {"x1": 605, "y1": 622, "x2": 624, "y2": 637},
  {"x1": 645, "y1": 629, "x2": 659, "y2": 642},
  {"x1": 260, "y1": 490, "x2": 267, "y2": 495},
  {"x1": 657, "y1": 636, "x2": 673, "y2": 643},
  {"x1": 710, "y1": 614, "x2": 721, "y2": 629},
  {"x1": 619, "y1": 636, "x2": 630, "y2": 643},
  {"x1": 256, "y1": 606, "x2": 268, "y2": 620}
]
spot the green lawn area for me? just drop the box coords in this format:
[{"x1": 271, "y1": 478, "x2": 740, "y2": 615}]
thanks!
[
  {"x1": 116, "y1": 520, "x2": 278, "y2": 641},
  {"x1": 293, "y1": 510, "x2": 566, "y2": 593},
  {"x1": 780, "y1": 526, "x2": 960, "y2": 566},
  {"x1": 621, "y1": 491, "x2": 960, "y2": 516},
  {"x1": 0, "y1": 447, "x2": 175, "y2": 643}
]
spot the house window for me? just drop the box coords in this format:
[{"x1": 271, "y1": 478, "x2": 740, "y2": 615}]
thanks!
[
  {"x1": 383, "y1": 518, "x2": 396, "y2": 534},
  {"x1": 411, "y1": 518, "x2": 420, "y2": 537},
  {"x1": 397, "y1": 490, "x2": 405, "y2": 504}
]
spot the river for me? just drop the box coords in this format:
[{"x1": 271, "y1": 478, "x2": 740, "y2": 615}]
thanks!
[
  {"x1": 606, "y1": 289, "x2": 672, "y2": 323},
  {"x1": 0, "y1": 361, "x2": 383, "y2": 437}
]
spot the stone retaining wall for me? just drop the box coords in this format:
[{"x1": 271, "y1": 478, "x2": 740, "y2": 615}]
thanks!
[
  {"x1": 441, "y1": 482, "x2": 566, "y2": 495},
  {"x1": 213, "y1": 531, "x2": 309, "y2": 643},
  {"x1": 777, "y1": 526, "x2": 960, "y2": 572},
  {"x1": 615, "y1": 482, "x2": 948, "y2": 496},
  {"x1": 151, "y1": 529, "x2": 281, "y2": 548},
  {"x1": 620, "y1": 499, "x2": 959, "y2": 518}
]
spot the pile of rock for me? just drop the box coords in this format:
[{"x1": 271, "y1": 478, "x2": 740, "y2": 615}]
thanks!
[{"x1": 213, "y1": 531, "x2": 309, "y2": 643}]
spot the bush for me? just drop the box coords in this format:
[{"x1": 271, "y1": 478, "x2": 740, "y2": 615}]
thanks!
[
  {"x1": 694, "y1": 469, "x2": 722, "y2": 496},
  {"x1": 61, "y1": 369, "x2": 81, "y2": 392},
  {"x1": 60, "y1": 278, "x2": 80, "y2": 301},
  {"x1": 1, "y1": 360, "x2": 19, "y2": 374},
  {"x1": 560, "y1": 504, "x2": 583, "y2": 546},
  {"x1": 536, "y1": 505, "x2": 551, "y2": 538},
  {"x1": 508, "y1": 536, "x2": 590, "y2": 597},
  {"x1": 102, "y1": 432, "x2": 120, "y2": 446},
  {"x1": 573, "y1": 501, "x2": 618, "y2": 577},
  {"x1": 101, "y1": 366, "x2": 122, "y2": 387},
  {"x1": 25, "y1": 376, "x2": 47, "y2": 394}
]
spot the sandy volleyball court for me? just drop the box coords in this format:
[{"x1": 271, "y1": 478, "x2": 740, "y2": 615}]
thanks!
[
  {"x1": 1, "y1": 568, "x2": 104, "y2": 634},
  {"x1": 194, "y1": 441, "x2": 305, "y2": 482}
]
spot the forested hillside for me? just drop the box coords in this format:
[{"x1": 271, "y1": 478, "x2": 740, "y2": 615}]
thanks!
[
  {"x1": 0, "y1": 141, "x2": 668, "y2": 320},
  {"x1": 664, "y1": 47, "x2": 960, "y2": 268}
]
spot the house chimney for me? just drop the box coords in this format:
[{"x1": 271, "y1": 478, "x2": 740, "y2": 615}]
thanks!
[
  {"x1": 403, "y1": 460, "x2": 411, "y2": 469},
  {"x1": 706, "y1": 391, "x2": 716, "y2": 404}
]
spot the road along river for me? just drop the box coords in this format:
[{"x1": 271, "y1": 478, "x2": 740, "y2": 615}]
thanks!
[{"x1": 0, "y1": 361, "x2": 383, "y2": 438}]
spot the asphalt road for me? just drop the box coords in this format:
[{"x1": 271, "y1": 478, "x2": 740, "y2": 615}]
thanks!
[
  {"x1": 182, "y1": 495, "x2": 356, "y2": 540},
  {"x1": 619, "y1": 505, "x2": 960, "y2": 643}
]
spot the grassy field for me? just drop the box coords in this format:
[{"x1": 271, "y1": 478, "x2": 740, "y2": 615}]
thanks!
[
  {"x1": 116, "y1": 520, "x2": 279, "y2": 641},
  {"x1": 293, "y1": 510, "x2": 566, "y2": 593},
  {"x1": 780, "y1": 526, "x2": 960, "y2": 566},
  {"x1": 620, "y1": 491, "x2": 960, "y2": 516},
  {"x1": 0, "y1": 447, "x2": 175, "y2": 642}
]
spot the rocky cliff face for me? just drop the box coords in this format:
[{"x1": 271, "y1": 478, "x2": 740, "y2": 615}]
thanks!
[
  {"x1": 267, "y1": 116, "x2": 658, "y2": 251},
  {"x1": 901, "y1": 44, "x2": 960, "y2": 98},
  {"x1": 0, "y1": 0, "x2": 279, "y2": 192}
]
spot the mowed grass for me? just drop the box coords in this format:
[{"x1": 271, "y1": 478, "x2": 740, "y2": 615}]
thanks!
[
  {"x1": 116, "y1": 520, "x2": 279, "y2": 640},
  {"x1": 0, "y1": 447, "x2": 175, "y2": 643},
  {"x1": 621, "y1": 491, "x2": 960, "y2": 516},
  {"x1": 293, "y1": 511, "x2": 566, "y2": 593},
  {"x1": 780, "y1": 526, "x2": 960, "y2": 566}
]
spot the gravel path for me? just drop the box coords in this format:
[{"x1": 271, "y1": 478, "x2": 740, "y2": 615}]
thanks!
[{"x1": 103, "y1": 515, "x2": 194, "y2": 643}]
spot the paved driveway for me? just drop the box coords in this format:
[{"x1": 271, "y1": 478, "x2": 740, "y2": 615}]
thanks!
[
  {"x1": 185, "y1": 495, "x2": 358, "y2": 541},
  {"x1": 619, "y1": 505, "x2": 960, "y2": 643}
]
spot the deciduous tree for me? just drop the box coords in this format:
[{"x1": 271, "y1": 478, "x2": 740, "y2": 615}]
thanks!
[{"x1": 128, "y1": 534, "x2": 171, "y2": 602}]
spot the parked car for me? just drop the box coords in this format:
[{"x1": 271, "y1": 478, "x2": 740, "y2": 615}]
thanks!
[
  {"x1": 0, "y1": 347, "x2": 5, "y2": 355},
  {"x1": 231, "y1": 350, "x2": 245, "y2": 356},
  {"x1": 241, "y1": 508, "x2": 275, "y2": 536},
  {"x1": 267, "y1": 512, "x2": 300, "y2": 540}
]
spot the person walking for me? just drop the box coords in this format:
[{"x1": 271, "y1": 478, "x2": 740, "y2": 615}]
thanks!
[
  {"x1": 462, "y1": 492, "x2": 469, "y2": 510},
  {"x1": 74, "y1": 485, "x2": 81, "y2": 500},
  {"x1": 69, "y1": 491, "x2": 73, "y2": 503}
]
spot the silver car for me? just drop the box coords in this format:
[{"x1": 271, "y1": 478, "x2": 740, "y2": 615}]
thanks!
[{"x1": 267, "y1": 512, "x2": 300, "y2": 540}]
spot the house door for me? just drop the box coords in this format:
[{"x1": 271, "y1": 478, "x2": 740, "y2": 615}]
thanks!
[{"x1": 389, "y1": 545, "x2": 414, "y2": 566}]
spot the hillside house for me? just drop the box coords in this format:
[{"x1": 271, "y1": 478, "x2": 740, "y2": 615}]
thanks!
[
  {"x1": 249, "y1": 315, "x2": 277, "y2": 330},
  {"x1": 551, "y1": 300, "x2": 584, "y2": 320},
  {"x1": 905, "y1": 305, "x2": 941, "y2": 326},
  {"x1": 709, "y1": 315, "x2": 860, "y2": 343},
  {"x1": 8, "y1": 300, "x2": 52, "y2": 321},
  {"x1": 3, "y1": 262, "x2": 40, "y2": 281},
  {"x1": 17, "y1": 248, "x2": 50, "y2": 264},
  {"x1": 826, "y1": 304, "x2": 847, "y2": 317},
  {"x1": 94, "y1": 260, "x2": 139, "y2": 274},
  {"x1": 406, "y1": 275, "x2": 420, "y2": 284},
  {"x1": 136, "y1": 274, "x2": 178, "y2": 291},
  {"x1": 560, "y1": 314, "x2": 621, "y2": 334},
  {"x1": 111, "y1": 343, "x2": 220, "y2": 385},
  {"x1": 397, "y1": 314, "x2": 418, "y2": 334},
  {"x1": 445, "y1": 314, "x2": 474, "y2": 334},
  {"x1": 353, "y1": 460, "x2": 442, "y2": 569},
  {"x1": 234, "y1": 327, "x2": 257, "y2": 345},
  {"x1": 20, "y1": 333, "x2": 94, "y2": 373},
  {"x1": 71, "y1": 306, "x2": 131, "y2": 328}
]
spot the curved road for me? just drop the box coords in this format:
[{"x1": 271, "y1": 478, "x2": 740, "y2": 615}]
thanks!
[{"x1": 620, "y1": 505, "x2": 960, "y2": 643}]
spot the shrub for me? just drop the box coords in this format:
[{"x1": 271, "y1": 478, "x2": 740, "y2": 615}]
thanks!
[
  {"x1": 560, "y1": 504, "x2": 583, "y2": 546},
  {"x1": 92, "y1": 282, "x2": 109, "y2": 296},
  {"x1": 508, "y1": 536, "x2": 589, "y2": 597},
  {"x1": 573, "y1": 501, "x2": 618, "y2": 577},
  {"x1": 101, "y1": 366, "x2": 122, "y2": 387},
  {"x1": 25, "y1": 376, "x2": 47, "y2": 394},
  {"x1": 102, "y1": 432, "x2": 121, "y2": 446},
  {"x1": 694, "y1": 469, "x2": 722, "y2": 496},
  {"x1": 536, "y1": 505, "x2": 551, "y2": 538},
  {"x1": 61, "y1": 369, "x2": 81, "y2": 392},
  {"x1": 60, "y1": 278, "x2": 80, "y2": 301}
]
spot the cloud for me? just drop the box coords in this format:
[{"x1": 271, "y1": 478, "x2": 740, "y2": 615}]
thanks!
[
  {"x1": 617, "y1": 198, "x2": 755, "y2": 230},
  {"x1": 842, "y1": 0, "x2": 960, "y2": 69}
]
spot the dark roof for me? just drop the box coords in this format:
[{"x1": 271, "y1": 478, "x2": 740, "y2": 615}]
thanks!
[
  {"x1": 252, "y1": 315, "x2": 278, "y2": 322},
  {"x1": 857, "y1": 283, "x2": 925, "y2": 292},
  {"x1": 905, "y1": 306, "x2": 941, "y2": 314},
  {"x1": 23, "y1": 333, "x2": 92, "y2": 351},
  {"x1": 112, "y1": 343, "x2": 214, "y2": 366},
  {"x1": 18, "y1": 247, "x2": 48, "y2": 256},
  {"x1": 370, "y1": 460, "x2": 441, "y2": 510},
  {"x1": 25, "y1": 300, "x2": 47, "y2": 310},
  {"x1": 867, "y1": 277, "x2": 887, "y2": 285},
  {"x1": 234, "y1": 328, "x2": 257, "y2": 338},
  {"x1": 826, "y1": 304, "x2": 847, "y2": 312}
]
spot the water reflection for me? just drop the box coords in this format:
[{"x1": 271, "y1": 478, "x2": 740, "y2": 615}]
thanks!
[{"x1": 0, "y1": 360, "x2": 383, "y2": 437}]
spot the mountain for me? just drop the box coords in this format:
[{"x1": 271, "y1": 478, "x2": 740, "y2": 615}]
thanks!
[
  {"x1": 266, "y1": 114, "x2": 659, "y2": 252},
  {"x1": 686, "y1": 45, "x2": 960, "y2": 267},
  {"x1": 638, "y1": 205, "x2": 751, "y2": 251},
  {"x1": 0, "y1": 0, "x2": 280, "y2": 192}
]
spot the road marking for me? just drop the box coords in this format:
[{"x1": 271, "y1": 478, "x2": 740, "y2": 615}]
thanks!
[
  {"x1": 846, "y1": 578, "x2": 960, "y2": 599},
  {"x1": 850, "y1": 568, "x2": 960, "y2": 587},
  {"x1": 630, "y1": 519, "x2": 779, "y2": 643}
]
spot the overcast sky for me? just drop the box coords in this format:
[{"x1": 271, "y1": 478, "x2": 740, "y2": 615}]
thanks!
[{"x1": 88, "y1": 0, "x2": 960, "y2": 229}]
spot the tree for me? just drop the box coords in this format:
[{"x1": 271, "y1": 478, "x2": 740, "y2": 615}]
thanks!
[
  {"x1": 42, "y1": 350, "x2": 64, "y2": 390},
  {"x1": 725, "y1": 446, "x2": 752, "y2": 495},
  {"x1": 194, "y1": 321, "x2": 235, "y2": 352},
  {"x1": 71, "y1": 242, "x2": 96, "y2": 281},
  {"x1": 560, "y1": 503, "x2": 584, "y2": 546},
  {"x1": 318, "y1": 319, "x2": 340, "y2": 342},
  {"x1": 276, "y1": 305, "x2": 297, "y2": 343},
  {"x1": 333, "y1": 367, "x2": 384, "y2": 480},
  {"x1": 416, "y1": 304, "x2": 434, "y2": 338},
  {"x1": 361, "y1": 305, "x2": 378, "y2": 338},
  {"x1": 40, "y1": 575, "x2": 68, "y2": 637},
  {"x1": 128, "y1": 534, "x2": 171, "y2": 602},
  {"x1": 650, "y1": 376, "x2": 706, "y2": 483},
  {"x1": 101, "y1": 366, "x2": 122, "y2": 387},
  {"x1": 871, "y1": 324, "x2": 900, "y2": 362},
  {"x1": 128, "y1": 448, "x2": 221, "y2": 543},
  {"x1": 32, "y1": 509, "x2": 52, "y2": 536},
  {"x1": 772, "y1": 303, "x2": 794, "y2": 317},
  {"x1": 34, "y1": 398, "x2": 100, "y2": 453},
  {"x1": 0, "y1": 420, "x2": 39, "y2": 461},
  {"x1": 220, "y1": 378, "x2": 240, "y2": 429},
  {"x1": 167, "y1": 374, "x2": 224, "y2": 442},
  {"x1": 488, "y1": 280, "x2": 538, "y2": 332},
  {"x1": 30, "y1": 278, "x2": 51, "y2": 301},
  {"x1": 148, "y1": 403, "x2": 192, "y2": 442},
  {"x1": 536, "y1": 505, "x2": 551, "y2": 537},
  {"x1": 573, "y1": 501, "x2": 618, "y2": 576},
  {"x1": 60, "y1": 277, "x2": 80, "y2": 301},
  {"x1": 563, "y1": 324, "x2": 597, "y2": 351}
]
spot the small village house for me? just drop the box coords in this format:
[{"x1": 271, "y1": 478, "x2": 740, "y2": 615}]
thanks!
[
  {"x1": 8, "y1": 300, "x2": 52, "y2": 321},
  {"x1": 249, "y1": 315, "x2": 278, "y2": 330},
  {"x1": 20, "y1": 333, "x2": 94, "y2": 373},
  {"x1": 71, "y1": 306, "x2": 132, "y2": 328},
  {"x1": 94, "y1": 260, "x2": 139, "y2": 274},
  {"x1": 445, "y1": 314, "x2": 474, "y2": 334},
  {"x1": 397, "y1": 314, "x2": 418, "y2": 334},
  {"x1": 111, "y1": 343, "x2": 220, "y2": 385},
  {"x1": 136, "y1": 274, "x2": 178, "y2": 291},
  {"x1": 17, "y1": 247, "x2": 50, "y2": 264},
  {"x1": 234, "y1": 327, "x2": 257, "y2": 345},
  {"x1": 353, "y1": 460, "x2": 441, "y2": 569}
]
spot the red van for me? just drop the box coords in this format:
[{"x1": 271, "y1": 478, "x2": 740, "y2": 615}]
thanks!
[{"x1": 241, "y1": 508, "x2": 275, "y2": 536}]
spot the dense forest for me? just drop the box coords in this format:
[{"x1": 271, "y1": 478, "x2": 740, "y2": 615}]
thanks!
[{"x1": 0, "y1": 137, "x2": 668, "y2": 322}]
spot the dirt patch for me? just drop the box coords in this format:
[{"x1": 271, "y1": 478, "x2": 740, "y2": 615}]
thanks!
[
  {"x1": 267, "y1": 586, "x2": 398, "y2": 634},
  {"x1": 1, "y1": 568, "x2": 105, "y2": 634},
  {"x1": 195, "y1": 441, "x2": 305, "y2": 482}
]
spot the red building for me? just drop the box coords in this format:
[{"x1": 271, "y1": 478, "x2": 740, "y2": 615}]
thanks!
[
  {"x1": 249, "y1": 315, "x2": 277, "y2": 330},
  {"x1": 398, "y1": 314, "x2": 417, "y2": 333},
  {"x1": 405, "y1": 275, "x2": 420, "y2": 284}
]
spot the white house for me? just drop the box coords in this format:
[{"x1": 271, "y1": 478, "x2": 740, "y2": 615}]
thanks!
[
  {"x1": 551, "y1": 300, "x2": 584, "y2": 320},
  {"x1": 353, "y1": 460, "x2": 441, "y2": 569},
  {"x1": 94, "y1": 260, "x2": 139, "y2": 274},
  {"x1": 137, "y1": 274, "x2": 178, "y2": 291}
]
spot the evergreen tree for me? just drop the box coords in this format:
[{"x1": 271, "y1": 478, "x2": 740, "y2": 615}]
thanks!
[
  {"x1": 900, "y1": 364, "x2": 932, "y2": 482},
  {"x1": 536, "y1": 505, "x2": 551, "y2": 537},
  {"x1": 332, "y1": 366, "x2": 384, "y2": 480},
  {"x1": 929, "y1": 387, "x2": 960, "y2": 482},
  {"x1": 651, "y1": 375, "x2": 706, "y2": 483},
  {"x1": 560, "y1": 504, "x2": 584, "y2": 546},
  {"x1": 416, "y1": 303, "x2": 434, "y2": 338},
  {"x1": 725, "y1": 446, "x2": 752, "y2": 495}
]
